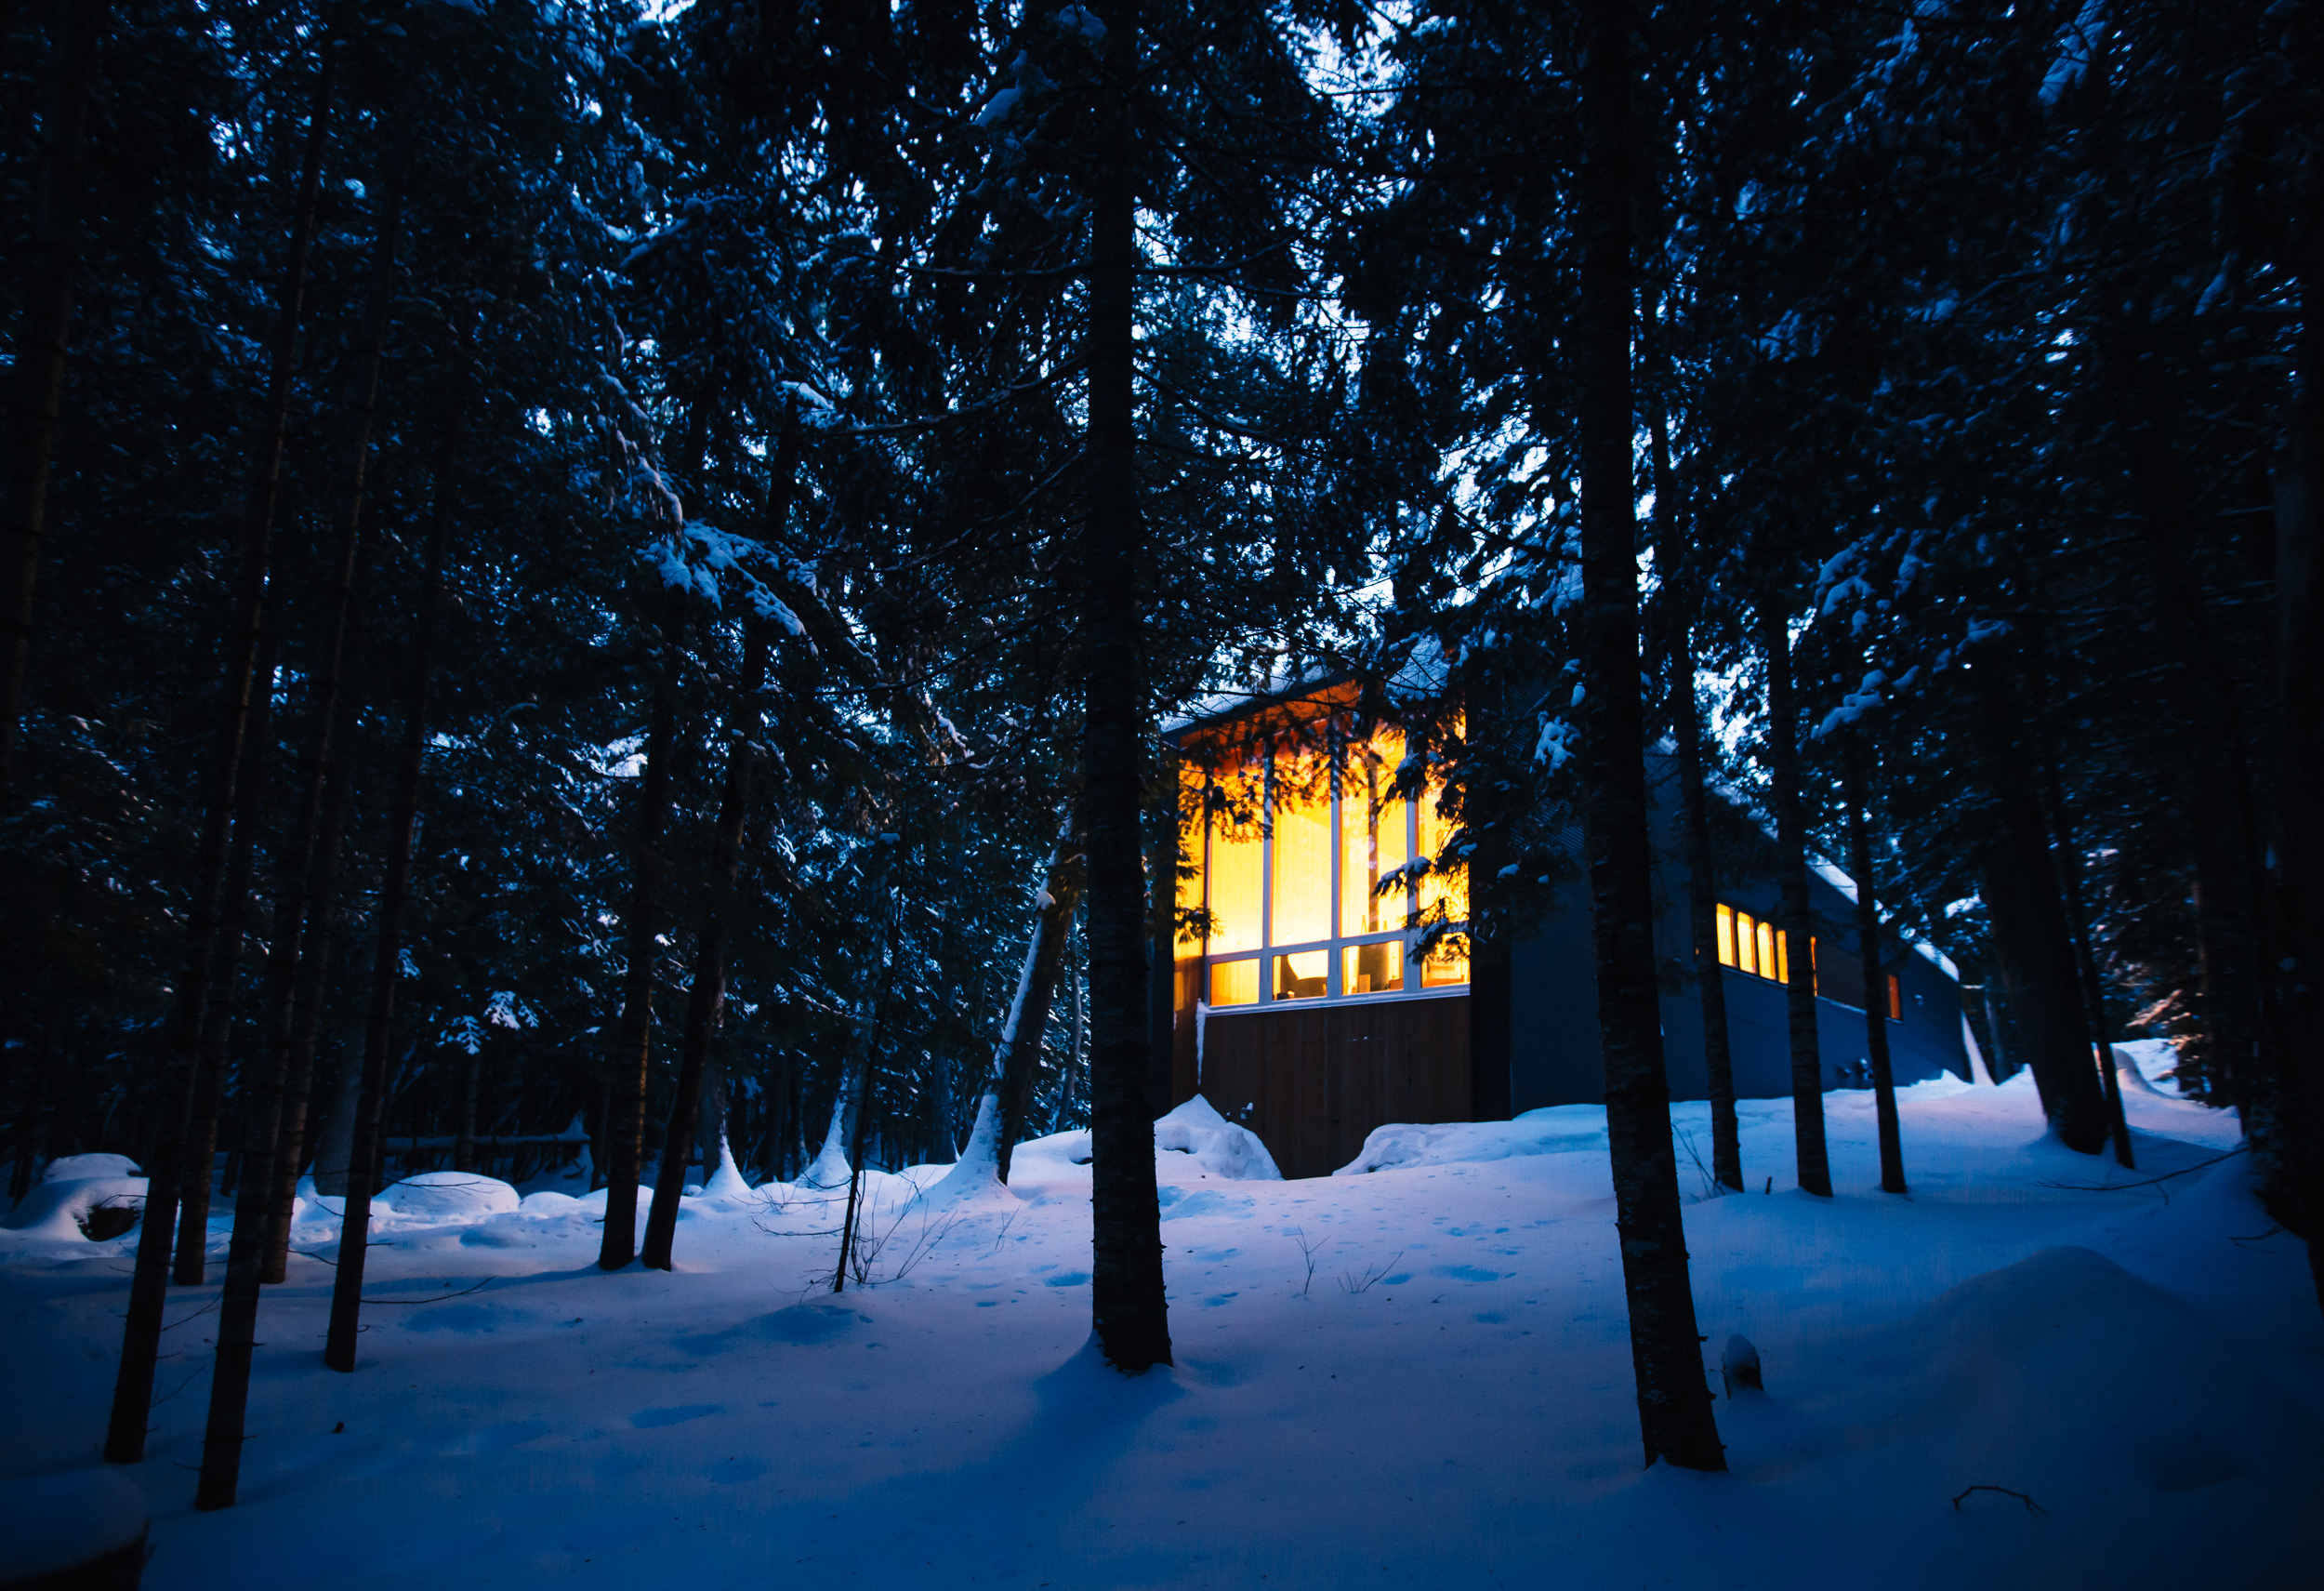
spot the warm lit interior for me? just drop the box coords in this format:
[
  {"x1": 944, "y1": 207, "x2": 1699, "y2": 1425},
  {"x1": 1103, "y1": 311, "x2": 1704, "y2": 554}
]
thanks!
[
  {"x1": 1187, "y1": 707, "x2": 1466, "y2": 1007},
  {"x1": 1717, "y1": 904, "x2": 1789, "y2": 988}
]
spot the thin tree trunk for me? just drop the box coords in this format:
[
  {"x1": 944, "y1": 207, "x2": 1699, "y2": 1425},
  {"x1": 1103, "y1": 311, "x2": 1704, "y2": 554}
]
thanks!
[
  {"x1": 261, "y1": 681, "x2": 363, "y2": 1283},
  {"x1": 1843, "y1": 740, "x2": 1907, "y2": 1194},
  {"x1": 309, "y1": 930, "x2": 372, "y2": 1197},
  {"x1": 598, "y1": 602, "x2": 679, "y2": 1271},
  {"x1": 105, "y1": 56, "x2": 335, "y2": 1465},
  {"x1": 1979, "y1": 751, "x2": 2110, "y2": 1153},
  {"x1": 643, "y1": 627, "x2": 769, "y2": 1269},
  {"x1": 1760, "y1": 603, "x2": 1831, "y2": 1199},
  {"x1": 453, "y1": 1050, "x2": 481, "y2": 1173},
  {"x1": 2041, "y1": 761, "x2": 2133, "y2": 1168},
  {"x1": 0, "y1": 0, "x2": 109, "y2": 795},
  {"x1": 954, "y1": 829, "x2": 1086, "y2": 1185},
  {"x1": 175, "y1": 635, "x2": 280, "y2": 1285},
  {"x1": 324, "y1": 348, "x2": 469, "y2": 1372},
  {"x1": 1083, "y1": 0, "x2": 1170, "y2": 1376},
  {"x1": 832, "y1": 852, "x2": 897, "y2": 1292},
  {"x1": 1646, "y1": 399, "x2": 1739, "y2": 1193},
  {"x1": 1575, "y1": 0, "x2": 1723, "y2": 1472},
  {"x1": 199, "y1": 162, "x2": 405, "y2": 1510},
  {"x1": 2268, "y1": 200, "x2": 2324, "y2": 1314},
  {"x1": 1058, "y1": 915, "x2": 1087, "y2": 1133}
]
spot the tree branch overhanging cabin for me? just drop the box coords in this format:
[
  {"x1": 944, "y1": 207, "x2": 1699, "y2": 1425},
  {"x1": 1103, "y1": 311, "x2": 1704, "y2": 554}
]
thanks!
[{"x1": 1158, "y1": 671, "x2": 1976, "y2": 1178}]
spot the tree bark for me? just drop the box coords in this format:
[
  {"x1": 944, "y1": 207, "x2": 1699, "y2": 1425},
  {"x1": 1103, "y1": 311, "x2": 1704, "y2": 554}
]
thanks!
[
  {"x1": 173, "y1": 633, "x2": 280, "y2": 1285},
  {"x1": 198, "y1": 160, "x2": 405, "y2": 1511},
  {"x1": 1843, "y1": 740, "x2": 1906, "y2": 1194},
  {"x1": 598, "y1": 601, "x2": 680, "y2": 1271},
  {"x1": 1647, "y1": 398, "x2": 1739, "y2": 1193},
  {"x1": 960, "y1": 829, "x2": 1087, "y2": 1184},
  {"x1": 1759, "y1": 603, "x2": 1831, "y2": 1198},
  {"x1": 105, "y1": 54, "x2": 335, "y2": 1465},
  {"x1": 261, "y1": 648, "x2": 368, "y2": 1285},
  {"x1": 1082, "y1": 0, "x2": 1170, "y2": 1376},
  {"x1": 0, "y1": 0, "x2": 109, "y2": 796},
  {"x1": 1576, "y1": 0, "x2": 1723, "y2": 1471},
  {"x1": 2269, "y1": 197, "x2": 2324, "y2": 1311},
  {"x1": 643, "y1": 626, "x2": 769, "y2": 1269},
  {"x1": 2041, "y1": 760, "x2": 2133, "y2": 1168},
  {"x1": 324, "y1": 346, "x2": 469, "y2": 1372},
  {"x1": 1979, "y1": 749, "x2": 2110, "y2": 1153}
]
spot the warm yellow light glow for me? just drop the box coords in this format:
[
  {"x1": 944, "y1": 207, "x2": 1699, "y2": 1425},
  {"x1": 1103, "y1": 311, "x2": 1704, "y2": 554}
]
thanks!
[
  {"x1": 1176, "y1": 762, "x2": 1206, "y2": 946},
  {"x1": 1340, "y1": 725, "x2": 1408, "y2": 936},
  {"x1": 1716, "y1": 903, "x2": 1736, "y2": 967},
  {"x1": 1775, "y1": 927, "x2": 1789, "y2": 987},
  {"x1": 1271, "y1": 746, "x2": 1331, "y2": 947},
  {"x1": 1757, "y1": 918, "x2": 1777, "y2": 982},
  {"x1": 1210, "y1": 958, "x2": 1259, "y2": 1006},
  {"x1": 1420, "y1": 935, "x2": 1469, "y2": 988},
  {"x1": 1208, "y1": 791, "x2": 1262, "y2": 954},
  {"x1": 1736, "y1": 911, "x2": 1758, "y2": 975},
  {"x1": 1417, "y1": 717, "x2": 1467, "y2": 929},
  {"x1": 1342, "y1": 940, "x2": 1403, "y2": 995},
  {"x1": 1274, "y1": 949, "x2": 1327, "y2": 1000}
]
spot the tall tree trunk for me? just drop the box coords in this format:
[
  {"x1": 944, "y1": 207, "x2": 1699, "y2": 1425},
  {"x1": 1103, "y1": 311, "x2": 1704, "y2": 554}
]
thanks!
[
  {"x1": 1082, "y1": 0, "x2": 1170, "y2": 1376},
  {"x1": 951, "y1": 829, "x2": 1087, "y2": 1185},
  {"x1": 598, "y1": 601, "x2": 679, "y2": 1271},
  {"x1": 310, "y1": 930, "x2": 373, "y2": 1198},
  {"x1": 1843, "y1": 740, "x2": 1906, "y2": 1194},
  {"x1": 643, "y1": 627, "x2": 769, "y2": 1269},
  {"x1": 832, "y1": 849, "x2": 897, "y2": 1292},
  {"x1": 2269, "y1": 195, "x2": 2324, "y2": 1311},
  {"x1": 174, "y1": 633, "x2": 280, "y2": 1285},
  {"x1": 0, "y1": 0, "x2": 108, "y2": 796},
  {"x1": 1759, "y1": 603, "x2": 1831, "y2": 1198},
  {"x1": 261, "y1": 670, "x2": 363, "y2": 1283},
  {"x1": 324, "y1": 346, "x2": 468, "y2": 1372},
  {"x1": 1646, "y1": 397, "x2": 1739, "y2": 1192},
  {"x1": 1979, "y1": 749, "x2": 2110, "y2": 1153},
  {"x1": 199, "y1": 161, "x2": 405, "y2": 1511},
  {"x1": 1576, "y1": 0, "x2": 1723, "y2": 1472},
  {"x1": 105, "y1": 56, "x2": 335, "y2": 1465},
  {"x1": 2041, "y1": 761, "x2": 2133, "y2": 1168}
]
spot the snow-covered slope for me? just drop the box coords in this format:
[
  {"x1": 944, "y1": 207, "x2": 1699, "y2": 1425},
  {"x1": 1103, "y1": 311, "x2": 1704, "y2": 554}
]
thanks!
[{"x1": 0, "y1": 1079, "x2": 2309, "y2": 1591}]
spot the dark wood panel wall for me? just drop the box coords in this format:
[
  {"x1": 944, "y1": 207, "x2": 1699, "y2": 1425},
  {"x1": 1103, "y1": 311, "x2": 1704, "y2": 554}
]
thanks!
[{"x1": 1194, "y1": 996, "x2": 1472, "y2": 1179}]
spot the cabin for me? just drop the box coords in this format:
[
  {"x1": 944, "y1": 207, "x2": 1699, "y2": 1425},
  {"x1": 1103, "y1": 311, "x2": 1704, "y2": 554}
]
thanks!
[{"x1": 1158, "y1": 677, "x2": 1974, "y2": 1178}]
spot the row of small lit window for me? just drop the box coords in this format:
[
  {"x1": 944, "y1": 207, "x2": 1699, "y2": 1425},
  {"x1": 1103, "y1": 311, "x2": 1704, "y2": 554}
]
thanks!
[
  {"x1": 1208, "y1": 935, "x2": 1469, "y2": 1008},
  {"x1": 1716, "y1": 903, "x2": 1902, "y2": 1020}
]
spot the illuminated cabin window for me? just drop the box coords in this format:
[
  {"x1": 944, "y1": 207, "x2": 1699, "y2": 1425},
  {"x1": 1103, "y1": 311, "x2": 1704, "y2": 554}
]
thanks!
[
  {"x1": 1887, "y1": 974, "x2": 1902, "y2": 1021},
  {"x1": 1184, "y1": 706, "x2": 1466, "y2": 1006},
  {"x1": 1715, "y1": 903, "x2": 1789, "y2": 986}
]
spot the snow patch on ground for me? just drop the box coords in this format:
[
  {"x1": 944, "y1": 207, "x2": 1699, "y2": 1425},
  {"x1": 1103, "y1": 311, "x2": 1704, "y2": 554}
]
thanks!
[{"x1": 0, "y1": 1075, "x2": 2307, "y2": 1590}]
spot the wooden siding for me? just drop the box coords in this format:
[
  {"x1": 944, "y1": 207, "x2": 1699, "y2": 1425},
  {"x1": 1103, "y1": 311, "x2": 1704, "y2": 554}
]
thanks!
[{"x1": 1194, "y1": 995, "x2": 1471, "y2": 1179}]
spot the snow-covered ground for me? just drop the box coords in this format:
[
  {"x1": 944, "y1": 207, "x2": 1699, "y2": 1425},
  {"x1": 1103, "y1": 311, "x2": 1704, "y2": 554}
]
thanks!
[{"x1": 3, "y1": 1055, "x2": 2317, "y2": 1590}]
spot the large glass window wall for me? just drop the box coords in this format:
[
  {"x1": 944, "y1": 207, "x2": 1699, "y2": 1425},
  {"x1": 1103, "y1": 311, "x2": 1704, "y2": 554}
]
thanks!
[{"x1": 1185, "y1": 711, "x2": 1468, "y2": 1008}]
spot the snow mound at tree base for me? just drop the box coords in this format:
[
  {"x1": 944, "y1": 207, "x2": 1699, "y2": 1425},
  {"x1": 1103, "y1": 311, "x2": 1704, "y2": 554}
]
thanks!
[
  {"x1": 0, "y1": 1175, "x2": 148, "y2": 1251},
  {"x1": 1151, "y1": 1095, "x2": 1280, "y2": 1180},
  {"x1": 1336, "y1": 1105, "x2": 1610, "y2": 1174},
  {"x1": 39, "y1": 1152, "x2": 141, "y2": 1185},
  {"x1": 378, "y1": 1171, "x2": 522, "y2": 1222}
]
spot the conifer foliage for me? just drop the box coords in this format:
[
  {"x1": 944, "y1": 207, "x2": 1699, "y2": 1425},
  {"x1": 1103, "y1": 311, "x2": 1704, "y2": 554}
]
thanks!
[{"x1": 0, "y1": 0, "x2": 2318, "y2": 1504}]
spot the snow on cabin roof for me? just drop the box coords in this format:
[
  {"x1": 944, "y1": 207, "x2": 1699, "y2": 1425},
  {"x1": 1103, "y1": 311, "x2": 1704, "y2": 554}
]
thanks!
[
  {"x1": 1160, "y1": 640, "x2": 1449, "y2": 741},
  {"x1": 1655, "y1": 738, "x2": 1961, "y2": 983}
]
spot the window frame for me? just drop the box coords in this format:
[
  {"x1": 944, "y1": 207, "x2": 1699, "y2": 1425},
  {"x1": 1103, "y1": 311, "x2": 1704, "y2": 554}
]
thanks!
[{"x1": 1188, "y1": 709, "x2": 1467, "y2": 1010}]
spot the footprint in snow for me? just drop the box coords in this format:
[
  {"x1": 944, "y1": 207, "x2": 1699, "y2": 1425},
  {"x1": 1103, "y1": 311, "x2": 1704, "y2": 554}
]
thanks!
[{"x1": 629, "y1": 1404, "x2": 722, "y2": 1429}]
